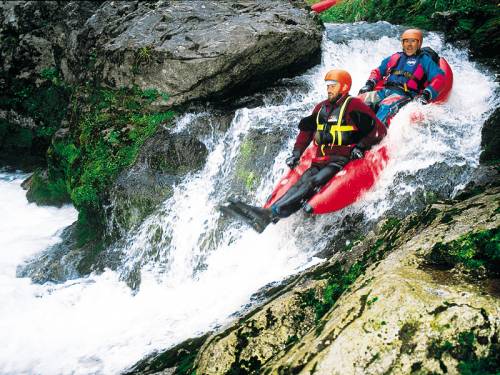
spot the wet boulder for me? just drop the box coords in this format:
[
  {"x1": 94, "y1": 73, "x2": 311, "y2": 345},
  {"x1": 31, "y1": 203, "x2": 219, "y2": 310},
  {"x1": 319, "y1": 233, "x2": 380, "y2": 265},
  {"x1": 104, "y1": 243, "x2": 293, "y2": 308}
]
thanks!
[
  {"x1": 76, "y1": 0, "x2": 323, "y2": 106},
  {"x1": 195, "y1": 186, "x2": 500, "y2": 374},
  {"x1": 480, "y1": 107, "x2": 500, "y2": 165},
  {"x1": 106, "y1": 125, "x2": 209, "y2": 239}
]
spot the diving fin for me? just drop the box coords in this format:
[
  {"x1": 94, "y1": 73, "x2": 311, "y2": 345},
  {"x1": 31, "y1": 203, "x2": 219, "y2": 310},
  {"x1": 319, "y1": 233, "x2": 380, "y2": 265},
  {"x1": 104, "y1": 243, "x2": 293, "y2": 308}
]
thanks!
[{"x1": 219, "y1": 200, "x2": 272, "y2": 233}]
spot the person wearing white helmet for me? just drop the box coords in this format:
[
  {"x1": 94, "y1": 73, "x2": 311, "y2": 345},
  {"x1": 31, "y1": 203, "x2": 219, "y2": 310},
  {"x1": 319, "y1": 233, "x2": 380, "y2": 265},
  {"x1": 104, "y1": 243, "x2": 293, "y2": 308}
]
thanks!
[{"x1": 358, "y1": 28, "x2": 445, "y2": 124}]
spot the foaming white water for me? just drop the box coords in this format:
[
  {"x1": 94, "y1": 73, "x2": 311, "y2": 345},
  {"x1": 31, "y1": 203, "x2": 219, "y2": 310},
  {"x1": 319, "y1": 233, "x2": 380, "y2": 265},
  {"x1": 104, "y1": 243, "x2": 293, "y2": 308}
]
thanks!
[
  {"x1": 0, "y1": 172, "x2": 77, "y2": 275},
  {"x1": 0, "y1": 23, "x2": 497, "y2": 374},
  {"x1": 0, "y1": 172, "x2": 78, "y2": 374}
]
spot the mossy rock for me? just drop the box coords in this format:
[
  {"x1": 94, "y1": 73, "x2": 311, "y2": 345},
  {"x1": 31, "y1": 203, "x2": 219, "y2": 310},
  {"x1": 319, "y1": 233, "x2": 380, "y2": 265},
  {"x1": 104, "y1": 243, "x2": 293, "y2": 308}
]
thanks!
[{"x1": 480, "y1": 107, "x2": 500, "y2": 165}]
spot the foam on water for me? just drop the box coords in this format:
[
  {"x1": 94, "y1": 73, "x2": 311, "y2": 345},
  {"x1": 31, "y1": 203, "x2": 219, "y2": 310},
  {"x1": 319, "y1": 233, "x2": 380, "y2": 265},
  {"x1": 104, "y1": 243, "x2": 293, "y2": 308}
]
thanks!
[{"x1": 0, "y1": 23, "x2": 497, "y2": 374}]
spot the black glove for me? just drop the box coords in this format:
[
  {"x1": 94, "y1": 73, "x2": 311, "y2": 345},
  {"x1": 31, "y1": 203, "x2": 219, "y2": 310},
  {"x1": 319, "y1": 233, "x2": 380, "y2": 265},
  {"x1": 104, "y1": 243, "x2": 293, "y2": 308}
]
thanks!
[
  {"x1": 350, "y1": 146, "x2": 364, "y2": 160},
  {"x1": 415, "y1": 89, "x2": 432, "y2": 105},
  {"x1": 358, "y1": 80, "x2": 375, "y2": 95},
  {"x1": 286, "y1": 149, "x2": 301, "y2": 169}
]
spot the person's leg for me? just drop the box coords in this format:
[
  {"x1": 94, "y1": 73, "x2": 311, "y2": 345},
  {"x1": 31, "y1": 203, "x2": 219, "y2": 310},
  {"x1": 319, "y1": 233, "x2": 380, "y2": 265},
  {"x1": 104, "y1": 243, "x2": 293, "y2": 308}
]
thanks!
[
  {"x1": 220, "y1": 168, "x2": 322, "y2": 233},
  {"x1": 358, "y1": 90, "x2": 384, "y2": 112},
  {"x1": 376, "y1": 92, "x2": 411, "y2": 125},
  {"x1": 271, "y1": 162, "x2": 343, "y2": 218}
]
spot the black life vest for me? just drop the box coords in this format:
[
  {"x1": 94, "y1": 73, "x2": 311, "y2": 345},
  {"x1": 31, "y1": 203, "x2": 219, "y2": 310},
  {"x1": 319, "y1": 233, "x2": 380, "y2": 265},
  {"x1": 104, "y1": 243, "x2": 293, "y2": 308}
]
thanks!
[{"x1": 315, "y1": 96, "x2": 358, "y2": 153}]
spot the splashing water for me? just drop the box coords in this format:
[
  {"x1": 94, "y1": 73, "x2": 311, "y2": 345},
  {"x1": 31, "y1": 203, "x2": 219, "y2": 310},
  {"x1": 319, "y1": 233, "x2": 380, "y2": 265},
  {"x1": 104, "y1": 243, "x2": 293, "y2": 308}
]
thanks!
[{"x1": 0, "y1": 23, "x2": 497, "y2": 374}]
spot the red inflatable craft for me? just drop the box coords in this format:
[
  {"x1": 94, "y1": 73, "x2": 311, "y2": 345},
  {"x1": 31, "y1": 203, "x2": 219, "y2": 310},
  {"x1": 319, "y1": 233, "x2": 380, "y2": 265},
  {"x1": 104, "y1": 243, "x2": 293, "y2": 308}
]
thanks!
[
  {"x1": 264, "y1": 58, "x2": 453, "y2": 215},
  {"x1": 311, "y1": 0, "x2": 338, "y2": 13}
]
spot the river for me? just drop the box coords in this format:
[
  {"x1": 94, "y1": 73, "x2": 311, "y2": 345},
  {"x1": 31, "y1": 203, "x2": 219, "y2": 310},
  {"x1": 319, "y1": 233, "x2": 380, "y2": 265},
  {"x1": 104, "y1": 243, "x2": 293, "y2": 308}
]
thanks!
[{"x1": 0, "y1": 22, "x2": 497, "y2": 374}]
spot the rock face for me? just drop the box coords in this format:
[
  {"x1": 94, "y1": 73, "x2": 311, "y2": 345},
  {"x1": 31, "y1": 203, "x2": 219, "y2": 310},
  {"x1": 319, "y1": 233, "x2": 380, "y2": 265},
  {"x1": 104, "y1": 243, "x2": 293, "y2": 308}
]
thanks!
[
  {"x1": 76, "y1": 0, "x2": 323, "y2": 106},
  {"x1": 0, "y1": 1, "x2": 100, "y2": 169},
  {"x1": 480, "y1": 107, "x2": 500, "y2": 164},
  {"x1": 0, "y1": 1, "x2": 99, "y2": 85},
  {"x1": 0, "y1": 0, "x2": 322, "y2": 169},
  {"x1": 1, "y1": 0, "x2": 322, "y2": 106},
  {"x1": 106, "y1": 125, "x2": 209, "y2": 239},
  {"x1": 194, "y1": 187, "x2": 500, "y2": 374}
]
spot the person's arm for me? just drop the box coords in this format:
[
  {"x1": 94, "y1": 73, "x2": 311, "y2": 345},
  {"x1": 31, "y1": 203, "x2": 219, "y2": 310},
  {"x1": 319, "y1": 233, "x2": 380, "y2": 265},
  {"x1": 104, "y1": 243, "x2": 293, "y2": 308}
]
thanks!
[
  {"x1": 367, "y1": 55, "x2": 392, "y2": 84},
  {"x1": 421, "y1": 55, "x2": 445, "y2": 100},
  {"x1": 348, "y1": 98, "x2": 387, "y2": 151},
  {"x1": 359, "y1": 55, "x2": 392, "y2": 94},
  {"x1": 292, "y1": 102, "x2": 322, "y2": 154},
  {"x1": 286, "y1": 102, "x2": 322, "y2": 168}
]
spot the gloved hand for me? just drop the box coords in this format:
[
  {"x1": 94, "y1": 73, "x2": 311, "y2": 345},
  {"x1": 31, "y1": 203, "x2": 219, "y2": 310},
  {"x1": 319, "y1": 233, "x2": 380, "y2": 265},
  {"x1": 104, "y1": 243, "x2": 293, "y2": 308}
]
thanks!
[
  {"x1": 358, "y1": 80, "x2": 375, "y2": 95},
  {"x1": 350, "y1": 146, "x2": 364, "y2": 160},
  {"x1": 286, "y1": 149, "x2": 301, "y2": 169},
  {"x1": 415, "y1": 89, "x2": 432, "y2": 105}
]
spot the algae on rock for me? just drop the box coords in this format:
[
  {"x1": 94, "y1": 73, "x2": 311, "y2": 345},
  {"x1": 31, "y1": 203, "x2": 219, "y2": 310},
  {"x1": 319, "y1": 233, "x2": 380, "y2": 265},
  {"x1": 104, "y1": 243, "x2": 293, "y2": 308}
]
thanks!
[{"x1": 193, "y1": 187, "x2": 500, "y2": 375}]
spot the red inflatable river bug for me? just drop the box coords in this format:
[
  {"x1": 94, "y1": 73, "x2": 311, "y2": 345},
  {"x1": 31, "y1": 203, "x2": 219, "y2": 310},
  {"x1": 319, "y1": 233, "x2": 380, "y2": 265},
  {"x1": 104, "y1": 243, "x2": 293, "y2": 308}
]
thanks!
[
  {"x1": 311, "y1": 0, "x2": 338, "y2": 13},
  {"x1": 264, "y1": 58, "x2": 453, "y2": 214}
]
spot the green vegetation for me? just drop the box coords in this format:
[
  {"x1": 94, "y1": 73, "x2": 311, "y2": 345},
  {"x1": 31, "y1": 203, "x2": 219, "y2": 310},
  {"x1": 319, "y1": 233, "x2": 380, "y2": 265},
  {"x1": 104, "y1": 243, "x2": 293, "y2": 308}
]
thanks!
[
  {"x1": 300, "y1": 218, "x2": 401, "y2": 324},
  {"x1": 123, "y1": 335, "x2": 207, "y2": 375},
  {"x1": 44, "y1": 85, "x2": 173, "y2": 245},
  {"x1": 1, "y1": 63, "x2": 174, "y2": 247},
  {"x1": 26, "y1": 171, "x2": 70, "y2": 206},
  {"x1": 236, "y1": 139, "x2": 259, "y2": 191},
  {"x1": 0, "y1": 68, "x2": 71, "y2": 167},
  {"x1": 314, "y1": 0, "x2": 499, "y2": 58},
  {"x1": 5, "y1": 67, "x2": 176, "y2": 247},
  {"x1": 428, "y1": 227, "x2": 500, "y2": 276},
  {"x1": 427, "y1": 331, "x2": 500, "y2": 375}
]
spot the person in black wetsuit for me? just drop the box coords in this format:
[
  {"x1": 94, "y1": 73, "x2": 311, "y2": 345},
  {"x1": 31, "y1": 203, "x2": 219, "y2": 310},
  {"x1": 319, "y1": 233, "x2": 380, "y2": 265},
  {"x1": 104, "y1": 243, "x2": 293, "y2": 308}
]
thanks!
[{"x1": 220, "y1": 69, "x2": 387, "y2": 233}]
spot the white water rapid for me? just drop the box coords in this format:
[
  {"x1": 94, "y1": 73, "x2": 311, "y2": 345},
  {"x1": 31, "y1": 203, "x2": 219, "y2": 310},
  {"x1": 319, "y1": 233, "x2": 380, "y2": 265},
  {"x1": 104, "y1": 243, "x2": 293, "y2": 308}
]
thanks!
[{"x1": 0, "y1": 23, "x2": 497, "y2": 374}]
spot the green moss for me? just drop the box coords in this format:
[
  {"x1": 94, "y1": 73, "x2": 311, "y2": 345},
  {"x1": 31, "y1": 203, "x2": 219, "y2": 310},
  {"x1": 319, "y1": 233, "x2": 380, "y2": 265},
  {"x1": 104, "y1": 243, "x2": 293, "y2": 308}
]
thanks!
[
  {"x1": 427, "y1": 330, "x2": 500, "y2": 375},
  {"x1": 235, "y1": 140, "x2": 260, "y2": 191},
  {"x1": 122, "y1": 335, "x2": 208, "y2": 375},
  {"x1": 26, "y1": 171, "x2": 70, "y2": 206},
  {"x1": 428, "y1": 227, "x2": 500, "y2": 276},
  {"x1": 299, "y1": 260, "x2": 365, "y2": 323},
  {"x1": 0, "y1": 68, "x2": 71, "y2": 168},
  {"x1": 32, "y1": 84, "x2": 175, "y2": 245},
  {"x1": 381, "y1": 217, "x2": 401, "y2": 234},
  {"x1": 300, "y1": 221, "x2": 402, "y2": 326}
]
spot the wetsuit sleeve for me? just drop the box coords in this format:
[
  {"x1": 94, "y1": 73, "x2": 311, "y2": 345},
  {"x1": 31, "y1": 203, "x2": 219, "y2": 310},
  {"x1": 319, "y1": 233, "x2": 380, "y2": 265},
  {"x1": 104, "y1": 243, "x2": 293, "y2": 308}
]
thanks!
[
  {"x1": 293, "y1": 130, "x2": 314, "y2": 154},
  {"x1": 421, "y1": 54, "x2": 445, "y2": 99},
  {"x1": 347, "y1": 98, "x2": 387, "y2": 149},
  {"x1": 368, "y1": 55, "x2": 391, "y2": 82},
  {"x1": 298, "y1": 114, "x2": 316, "y2": 131},
  {"x1": 293, "y1": 102, "x2": 322, "y2": 154}
]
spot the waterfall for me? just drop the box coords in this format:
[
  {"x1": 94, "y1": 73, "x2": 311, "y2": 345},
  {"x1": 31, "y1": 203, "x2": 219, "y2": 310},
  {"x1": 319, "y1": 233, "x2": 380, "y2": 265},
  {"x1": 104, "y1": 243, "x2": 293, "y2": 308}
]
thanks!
[{"x1": 0, "y1": 23, "x2": 497, "y2": 375}]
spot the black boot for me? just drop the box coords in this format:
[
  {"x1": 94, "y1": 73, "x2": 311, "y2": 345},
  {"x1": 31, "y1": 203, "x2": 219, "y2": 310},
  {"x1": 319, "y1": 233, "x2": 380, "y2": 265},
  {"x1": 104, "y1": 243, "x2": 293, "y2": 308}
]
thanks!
[
  {"x1": 228, "y1": 199, "x2": 274, "y2": 233},
  {"x1": 219, "y1": 199, "x2": 274, "y2": 233}
]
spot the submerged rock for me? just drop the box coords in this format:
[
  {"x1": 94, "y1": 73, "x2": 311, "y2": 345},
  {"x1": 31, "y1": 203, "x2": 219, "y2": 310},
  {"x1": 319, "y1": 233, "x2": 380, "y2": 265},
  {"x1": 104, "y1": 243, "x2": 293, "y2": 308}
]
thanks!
[
  {"x1": 194, "y1": 186, "x2": 500, "y2": 374},
  {"x1": 107, "y1": 125, "x2": 209, "y2": 239}
]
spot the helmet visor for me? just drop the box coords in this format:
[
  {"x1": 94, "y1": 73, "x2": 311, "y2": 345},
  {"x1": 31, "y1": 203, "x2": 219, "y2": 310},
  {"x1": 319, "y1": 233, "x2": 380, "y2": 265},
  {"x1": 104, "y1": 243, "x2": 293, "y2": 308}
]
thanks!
[{"x1": 325, "y1": 80, "x2": 339, "y2": 86}]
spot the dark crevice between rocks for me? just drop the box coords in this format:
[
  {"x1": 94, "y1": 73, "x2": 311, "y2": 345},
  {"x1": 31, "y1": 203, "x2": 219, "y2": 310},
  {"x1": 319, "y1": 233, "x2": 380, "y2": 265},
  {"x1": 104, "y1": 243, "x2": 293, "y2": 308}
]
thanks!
[
  {"x1": 398, "y1": 321, "x2": 420, "y2": 356},
  {"x1": 225, "y1": 321, "x2": 264, "y2": 375},
  {"x1": 122, "y1": 334, "x2": 210, "y2": 375}
]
